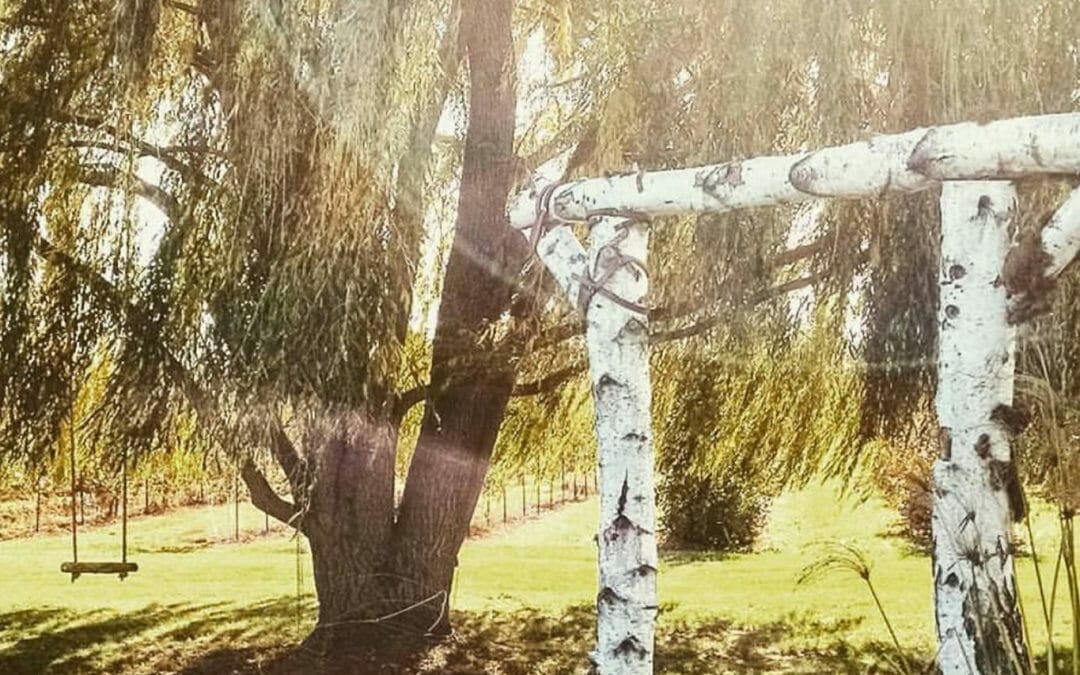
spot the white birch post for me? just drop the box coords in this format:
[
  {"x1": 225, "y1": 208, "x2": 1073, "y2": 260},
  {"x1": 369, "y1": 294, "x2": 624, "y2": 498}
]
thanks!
[
  {"x1": 582, "y1": 215, "x2": 657, "y2": 674},
  {"x1": 933, "y1": 182, "x2": 1028, "y2": 675}
]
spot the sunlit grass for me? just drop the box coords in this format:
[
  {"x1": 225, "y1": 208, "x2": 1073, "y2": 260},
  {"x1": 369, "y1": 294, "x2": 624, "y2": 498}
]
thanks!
[{"x1": 0, "y1": 483, "x2": 1074, "y2": 673}]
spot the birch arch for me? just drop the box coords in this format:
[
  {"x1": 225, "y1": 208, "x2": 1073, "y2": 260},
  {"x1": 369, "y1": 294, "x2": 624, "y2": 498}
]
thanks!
[{"x1": 508, "y1": 112, "x2": 1080, "y2": 675}]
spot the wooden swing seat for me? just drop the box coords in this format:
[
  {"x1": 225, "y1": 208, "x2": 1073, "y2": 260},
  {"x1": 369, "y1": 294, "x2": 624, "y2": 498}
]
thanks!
[{"x1": 61, "y1": 561, "x2": 138, "y2": 580}]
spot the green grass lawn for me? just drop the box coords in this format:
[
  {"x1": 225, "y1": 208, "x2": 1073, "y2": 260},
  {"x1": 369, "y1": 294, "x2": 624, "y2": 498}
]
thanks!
[{"x1": 0, "y1": 483, "x2": 1074, "y2": 673}]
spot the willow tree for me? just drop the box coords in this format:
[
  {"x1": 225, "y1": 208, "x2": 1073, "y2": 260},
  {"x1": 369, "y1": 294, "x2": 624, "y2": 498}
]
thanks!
[{"x1": 0, "y1": 0, "x2": 542, "y2": 651}]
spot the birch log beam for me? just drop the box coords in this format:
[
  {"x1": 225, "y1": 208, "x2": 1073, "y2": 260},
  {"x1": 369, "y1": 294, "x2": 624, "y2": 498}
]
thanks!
[
  {"x1": 1004, "y1": 186, "x2": 1080, "y2": 322},
  {"x1": 1038, "y1": 187, "x2": 1080, "y2": 279},
  {"x1": 582, "y1": 216, "x2": 658, "y2": 674},
  {"x1": 507, "y1": 113, "x2": 1080, "y2": 227},
  {"x1": 933, "y1": 182, "x2": 1028, "y2": 675}
]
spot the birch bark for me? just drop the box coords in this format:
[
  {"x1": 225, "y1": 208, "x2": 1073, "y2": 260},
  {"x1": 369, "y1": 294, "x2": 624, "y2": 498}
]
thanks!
[
  {"x1": 582, "y1": 216, "x2": 657, "y2": 674},
  {"x1": 507, "y1": 113, "x2": 1080, "y2": 228},
  {"x1": 1040, "y1": 187, "x2": 1080, "y2": 279},
  {"x1": 933, "y1": 182, "x2": 1029, "y2": 675}
]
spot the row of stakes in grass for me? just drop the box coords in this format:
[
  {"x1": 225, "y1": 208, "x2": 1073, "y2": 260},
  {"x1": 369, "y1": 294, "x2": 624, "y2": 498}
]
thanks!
[{"x1": 31, "y1": 470, "x2": 599, "y2": 541}]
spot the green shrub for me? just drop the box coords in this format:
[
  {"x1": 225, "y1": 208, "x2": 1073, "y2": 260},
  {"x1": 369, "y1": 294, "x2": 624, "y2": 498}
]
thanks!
[{"x1": 657, "y1": 440, "x2": 771, "y2": 551}]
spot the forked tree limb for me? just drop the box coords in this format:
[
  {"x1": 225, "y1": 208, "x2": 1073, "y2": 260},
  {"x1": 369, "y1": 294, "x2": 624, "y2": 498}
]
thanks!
[{"x1": 240, "y1": 459, "x2": 303, "y2": 530}]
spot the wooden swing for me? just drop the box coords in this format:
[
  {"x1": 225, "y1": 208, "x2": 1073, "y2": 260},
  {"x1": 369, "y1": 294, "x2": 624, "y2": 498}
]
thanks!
[{"x1": 61, "y1": 439, "x2": 137, "y2": 581}]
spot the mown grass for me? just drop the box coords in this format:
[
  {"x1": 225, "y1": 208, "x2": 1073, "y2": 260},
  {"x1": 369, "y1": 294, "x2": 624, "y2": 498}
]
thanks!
[{"x1": 0, "y1": 483, "x2": 1073, "y2": 673}]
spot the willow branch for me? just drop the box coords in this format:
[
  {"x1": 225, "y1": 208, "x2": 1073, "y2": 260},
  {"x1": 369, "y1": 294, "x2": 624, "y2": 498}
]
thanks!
[
  {"x1": 76, "y1": 164, "x2": 183, "y2": 223},
  {"x1": 268, "y1": 416, "x2": 306, "y2": 493},
  {"x1": 511, "y1": 364, "x2": 583, "y2": 397},
  {"x1": 240, "y1": 460, "x2": 302, "y2": 529},
  {"x1": 66, "y1": 114, "x2": 218, "y2": 185}
]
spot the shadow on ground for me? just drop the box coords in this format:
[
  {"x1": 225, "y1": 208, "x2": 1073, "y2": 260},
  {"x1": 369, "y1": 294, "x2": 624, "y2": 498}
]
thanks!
[{"x1": 0, "y1": 600, "x2": 944, "y2": 674}]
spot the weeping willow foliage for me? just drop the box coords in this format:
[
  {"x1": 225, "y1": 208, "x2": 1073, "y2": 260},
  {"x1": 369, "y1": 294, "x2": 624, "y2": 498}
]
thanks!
[
  {"x1": 2, "y1": 0, "x2": 1079, "y2": 496},
  {"x1": 653, "y1": 309, "x2": 864, "y2": 490},
  {"x1": 0, "y1": 0, "x2": 455, "y2": 470},
  {"x1": 499, "y1": 0, "x2": 1080, "y2": 487},
  {"x1": 491, "y1": 374, "x2": 595, "y2": 483},
  {"x1": 1017, "y1": 260, "x2": 1080, "y2": 513}
]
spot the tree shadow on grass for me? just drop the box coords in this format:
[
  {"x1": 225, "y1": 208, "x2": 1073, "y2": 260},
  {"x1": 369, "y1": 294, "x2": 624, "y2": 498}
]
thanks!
[
  {"x1": 0, "y1": 603, "x2": 210, "y2": 675},
  {"x1": 2, "y1": 599, "x2": 932, "y2": 674},
  {"x1": 184, "y1": 603, "x2": 931, "y2": 674},
  {"x1": 0, "y1": 598, "x2": 307, "y2": 675}
]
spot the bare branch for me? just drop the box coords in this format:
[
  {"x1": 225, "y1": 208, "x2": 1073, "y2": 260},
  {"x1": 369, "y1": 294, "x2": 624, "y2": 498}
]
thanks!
[
  {"x1": 650, "y1": 275, "x2": 820, "y2": 344},
  {"x1": 163, "y1": 0, "x2": 200, "y2": 16},
  {"x1": 76, "y1": 164, "x2": 183, "y2": 223},
  {"x1": 512, "y1": 364, "x2": 583, "y2": 397},
  {"x1": 66, "y1": 114, "x2": 218, "y2": 185}
]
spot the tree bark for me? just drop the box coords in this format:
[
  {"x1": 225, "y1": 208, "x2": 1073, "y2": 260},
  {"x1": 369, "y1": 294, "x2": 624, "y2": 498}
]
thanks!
[
  {"x1": 270, "y1": 415, "x2": 403, "y2": 650},
  {"x1": 583, "y1": 216, "x2": 658, "y2": 674},
  {"x1": 389, "y1": 0, "x2": 520, "y2": 636},
  {"x1": 933, "y1": 182, "x2": 1029, "y2": 675}
]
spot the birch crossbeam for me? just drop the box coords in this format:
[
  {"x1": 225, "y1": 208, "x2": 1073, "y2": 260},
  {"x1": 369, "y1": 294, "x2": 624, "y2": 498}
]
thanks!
[{"x1": 508, "y1": 113, "x2": 1080, "y2": 229}]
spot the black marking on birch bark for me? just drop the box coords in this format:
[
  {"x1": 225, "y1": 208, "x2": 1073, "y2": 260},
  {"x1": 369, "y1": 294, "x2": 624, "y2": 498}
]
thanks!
[
  {"x1": 905, "y1": 137, "x2": 934, "y2": 175},
  {"x1": 618, "y1": 317, "x2": 648, "y2": 341},
  {"x1": 994, "y1": 538, "x2": 1010, "y2": 568},
  {"x1": 990, "y1": 403, "x2": 1031, "y2": 436},
  {"x1": 975, "y1": 434, "x2": 992, "y2": 459},
  {"x1": 1029, "y1": 136, "x2": 1045, "y2": 167},
  {"x1": 617, "y1": 475, "x2": 629, "y2": 517},
  {"x1": 633, "y1": 563, "x2": 657, "y2": 577},
  {"x1": 977, "y1": 194, "x2": 993, "y2": 218},
  {"x1": 598, "y1": 586, "x2": 624, "y2": 606},
  {"x1": 945, "y1": 304, "x2": 961, "y2": 319},
  {"x1": 949, "y1": 263, "x2": 967, "y2": 280},
  {"x1": 697, "y1": 161, "x2": 744, "y2": 197},
  {"x1": 963, "y1": 576, "x2": 1027, "y2": 675},
  {"x1": 960, "y1": 510, "x2": 976, "y2": 532},
  {"x1": 945, "y1": 571, "x2": 961, "y2": 588},
  {"x1": 603, "y1": 514, "x2": 649, "y2": 543},
  {"x1": 939, "y1": 427, "x2": 953, "y2": 460},
  {"x1": 623, "y1": 431, "x2": 647, "y2": 443},
  {"x1": 614, "y1": 636, "x2": 649, "y2": 659},
  {"x1": 597, "y1": 373, "x2": 619, "y2": 391}
]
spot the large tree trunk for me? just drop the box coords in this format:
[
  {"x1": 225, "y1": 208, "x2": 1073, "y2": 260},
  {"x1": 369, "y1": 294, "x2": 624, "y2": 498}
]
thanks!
[
  {"x1": 305, "y1": 419, "x2": 396, "y2": 626},
  {"x1": 933, "y1": 181, "x2": 1029, "y2": 674},
  {"x1": 243, "y1": 413, "x2": 406, "y2": 650},
  {"x1": 390, "y1": 0, "x2": 520, "y2": 636}
]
